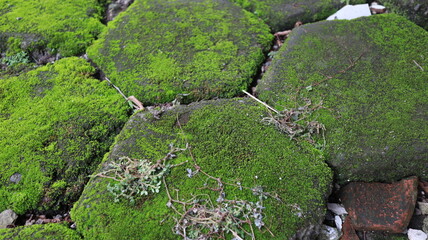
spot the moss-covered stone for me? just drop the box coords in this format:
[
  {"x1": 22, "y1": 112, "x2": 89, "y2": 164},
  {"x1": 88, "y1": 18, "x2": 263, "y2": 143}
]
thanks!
[
  {"x1": 71, "y1": 98, "x2": 332, "y2": 239},
  {"x1": 0, "y1": 223, "x2": 81, "y2": 240},
  {"x1": 87, "y1": 0, "x2": 273, "y2": 105},
  {"x1": 230, "y1": 0, "x2": 366, "y2": 32},
  {"x1": 380, "y1": 0, "x2": 428, "y2": 30},
  {"x1": 0, "y1": 57, "x2": 129, "y2": 214},
  {"x1": 0, "y1": 0, "x2": 105, "y2": 58},
  {"x1": 257, "y1": 14, "x2": 428, "y2": 183}
]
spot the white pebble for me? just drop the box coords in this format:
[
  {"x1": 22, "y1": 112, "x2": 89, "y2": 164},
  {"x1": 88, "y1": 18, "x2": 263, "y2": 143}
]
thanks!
[{"x1": 407, "y1": 228, "x2": 427, "y2": 240}]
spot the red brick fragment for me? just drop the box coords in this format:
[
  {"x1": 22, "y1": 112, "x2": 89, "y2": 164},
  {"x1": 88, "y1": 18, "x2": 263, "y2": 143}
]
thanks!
[
  {"x1": 340, "y1": 176, "x2": 418, "y2": 232},
  {"x1": 341, "y1": 216, "x2": 359, "y2": 240}
]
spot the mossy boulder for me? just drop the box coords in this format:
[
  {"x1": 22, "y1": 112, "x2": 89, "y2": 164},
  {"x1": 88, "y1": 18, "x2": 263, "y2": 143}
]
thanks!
[
  {"x1": 0, "y1": 0, "x2": 105, "y2": 60},
  {"x1": 0, "y1": 223, "x2": 81, "y2": 240},
  {"x1": 381, "y1": 0, "x2": 428, "y2": 30},
  {"x1": 257, "y1": 14, "x2": 428, "y2": 183},
  {"x1": 87, "y1": 0, "x2": 273, "y2": 105},
  {"x1": 230, "y1": 0, "x2": 366, "y2": 32},
  {"x1": 71, "y1": 99, "x2": 332, "y2": 239},
  {"x1": 0, "y1": 57, "x2": 129, "y2": 214}
]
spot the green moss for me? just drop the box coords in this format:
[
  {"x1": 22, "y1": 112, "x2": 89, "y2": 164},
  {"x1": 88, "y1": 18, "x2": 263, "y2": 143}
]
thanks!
[
  {"x1": 0, "y1": 223, "x2": 81, "y2": 240},
  {"x1": 258, "y1": 14, "x2": 428, "y2": 183},
  {"x1": 0, "y1": 57, "x2": 129, "y2": 214},
  {"x1": 0, "y1": 0, "x2": 105, "y2": 57},
  {"x1": 88, "y1": 0, "x2": 272, "y2": 105},
  {"x1": 231, "y1": 0, "x2": 364, "y2": 32},
  {"x1": 380, "y1": 0, "x2": 428, "y2": 30},
  {"x1": 71, "y1": 99, "x2": 332, "y2": 239}
]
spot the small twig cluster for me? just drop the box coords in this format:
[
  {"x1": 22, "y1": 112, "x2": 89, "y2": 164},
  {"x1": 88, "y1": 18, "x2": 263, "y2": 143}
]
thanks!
[
  {"x1": 164, "y1": 148, "x2": 276, "y2": 240},
  {"x1": 261, "y1": 99, "x2": 326, "y2": 143},
  {"x1": 94, "y1": 144, "x2": 188, "y2": 204}
]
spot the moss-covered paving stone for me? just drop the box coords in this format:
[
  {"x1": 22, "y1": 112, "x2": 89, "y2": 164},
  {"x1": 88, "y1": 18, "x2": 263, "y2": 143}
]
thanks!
[
  {"x1": 380, "y1": 0, "x2": 428, "y2": 30},
  {"x1": 230, "y1": 0, "x2": 366, "y2": 32},
  {"x1": 87, "y1": 0, "x2": 273, "y2": 105},
  {"x1": 0, "y1": 223, "x2": 81, "y2": 240},
  {"x1": 0, "y1": 57, "x2": 129, "y2": 214},
  {"x1": 257, "y1": 14, "x2": 428, "y2": 183},
  {"x1": 71, "y1": 98, "x2": 332, "y2": 239},
  {"x1": 0, "y1": 0, "x2": 105, "y2": 59}
]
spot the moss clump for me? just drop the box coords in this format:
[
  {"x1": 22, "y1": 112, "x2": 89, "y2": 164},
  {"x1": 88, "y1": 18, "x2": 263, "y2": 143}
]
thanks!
[
  {"x1": 87, "y1": 0, "x2": 272, "y2": 105},
  {"x1": 71, "y1": 98, "x2": 332, "y2": 239},
  {"x1": 0, "y1": 0, "x2": 105, "y2": 57},
  {"x1": 230, "y1": 0, "x2": 366, "y2": 32},
  {"x1": 0, "y1": 57, "x2": 129, "y2": 214},
  {"x1": 257, "y1": 14, "x2": 428, "y2": 183},
  {"x1": 0, "y1": 223, "x2": 81, "y2": 240}
]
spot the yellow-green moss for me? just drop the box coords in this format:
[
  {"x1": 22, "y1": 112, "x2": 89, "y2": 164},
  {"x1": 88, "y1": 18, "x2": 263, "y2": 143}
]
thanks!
[
  {"x1": 0, "y1": 223, "x2": 81, "y2": 240},
  {"x1": 87, "y1": 0, "x2": 272, "y2": 105},
  {"x1": 71, "y1": 98, "x2": 332, "y2": 239},
  {"x1": 258, "y1": 14, "x2": 428, "y2": 183},
  {"x1": 0, "y1": 0, "x2": 105, "y2": 57},
  {"x1": 0, "y1": 57, "x2": 129, "y2": 214}
]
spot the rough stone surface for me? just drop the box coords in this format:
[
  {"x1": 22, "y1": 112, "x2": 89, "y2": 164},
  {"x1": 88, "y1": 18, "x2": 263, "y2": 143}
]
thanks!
[
  {"x1": 0, "y1": 223, "x2": 81, "y2": 239},
  {"x1": 0, "y1": 210, "x2": 17, "y2": 229},
  {"x1": 340, "y1": 176, "x2": 418, "y2": 232},
  {"x1": 88, "y1": 0, "x2": 272, "y2": 105},
  {"x1": 257, "y1": 14, "x2": 428, "y2": 183},
  {"x1": 71, "y1": 98, "x2": 332, "y2": 239},
  {"x1": 0, "y1": 57, "x2": 129, "y2": 214},
  {"x1": 355, "y1": 231, "x2": 408, "y2": 240},
  {"x1": 381, "y1": 0, "x2": 428, "y2": 30},
  {"x1": 231, "y1": 0, "x2": 366, "y2": 32}
]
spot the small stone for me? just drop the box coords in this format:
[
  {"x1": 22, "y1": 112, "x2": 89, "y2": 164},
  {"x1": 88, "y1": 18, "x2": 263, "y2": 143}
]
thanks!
[
  {"x1": 318, "y1": 225, "x2": 341, "y2": 240},
  {"x1": 0, "y1": 209, "x2": 18, "y2": 229},
  {"x1": 340, "y1": 176, "x2": 418, "y2": 232},
  {"x1": 408, "y1": 228, "x2": 427, "y2": 240},
  {"x1": 9, "y1": 173, "x2": 22, "y2": 184},
  {"x1": 327, "y1": 203, "x2": 348, "y2": 215},
  {"x1": 335, "y1": 215, "x2": 343, "y2": 231},
  {"x1": 418, "y1": 202, "x2": 428, "y2": 215},
  {"x1": 35, "y1": 219, "x2": 44, "y2": 224}
]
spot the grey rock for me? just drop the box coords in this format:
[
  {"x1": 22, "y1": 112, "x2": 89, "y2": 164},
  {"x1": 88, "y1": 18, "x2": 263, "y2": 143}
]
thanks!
[
  {"x1": 0, "y1": 209, "x2": 18, "y2": 228},
  {"x1": 9, "y1": 173, "x2": 22, "y2": 184},
  {"x1": 418, "y1": 202, "x2": 428, "y2": 215},
  {"x1": 408, "y1": 228, "x2": 427, "y2": 240},
  {"x1": 318, "y1": 225, "x2": 341, "y2": 240}
]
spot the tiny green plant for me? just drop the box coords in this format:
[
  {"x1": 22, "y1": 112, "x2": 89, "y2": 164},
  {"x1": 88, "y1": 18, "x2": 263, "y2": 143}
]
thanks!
[{"x1": 1, "y1": 51, "x2": 30, "y2": 66}]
